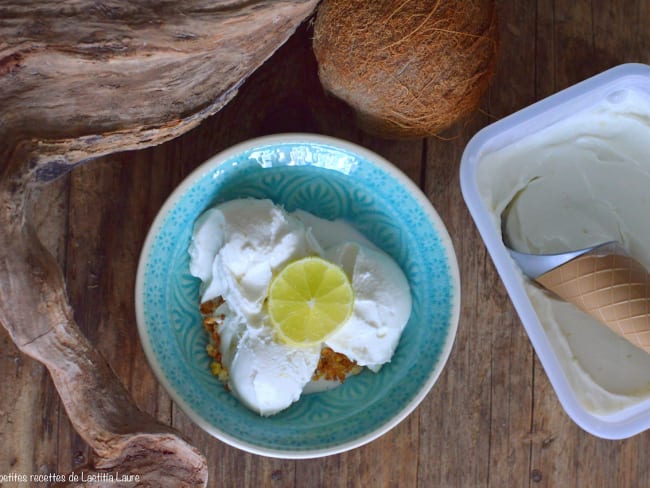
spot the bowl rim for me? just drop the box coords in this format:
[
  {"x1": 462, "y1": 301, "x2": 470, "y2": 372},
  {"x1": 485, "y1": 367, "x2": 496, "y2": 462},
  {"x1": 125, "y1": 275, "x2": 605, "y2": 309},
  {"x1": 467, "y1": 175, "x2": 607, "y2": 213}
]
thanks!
[
  {"x1": 135, "y1": 133, "x2": 461, "y2": 458},
  {"x1": 459, "y1": 63, "x2": 650, "y2": 440}
]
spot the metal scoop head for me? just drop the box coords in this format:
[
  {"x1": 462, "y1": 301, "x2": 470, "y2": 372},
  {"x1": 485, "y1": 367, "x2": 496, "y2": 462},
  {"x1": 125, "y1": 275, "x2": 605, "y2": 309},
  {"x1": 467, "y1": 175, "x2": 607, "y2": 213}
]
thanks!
[{"x1": 506, "y1": 241, "x2": 620, "y2": 279}]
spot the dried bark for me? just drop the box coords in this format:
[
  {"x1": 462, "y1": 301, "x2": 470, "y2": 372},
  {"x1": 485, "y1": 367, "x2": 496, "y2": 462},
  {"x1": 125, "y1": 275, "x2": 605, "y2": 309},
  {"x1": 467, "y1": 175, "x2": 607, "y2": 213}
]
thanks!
[{"x1": 0, "y1": 1, "x2": 318, "y2": 485}]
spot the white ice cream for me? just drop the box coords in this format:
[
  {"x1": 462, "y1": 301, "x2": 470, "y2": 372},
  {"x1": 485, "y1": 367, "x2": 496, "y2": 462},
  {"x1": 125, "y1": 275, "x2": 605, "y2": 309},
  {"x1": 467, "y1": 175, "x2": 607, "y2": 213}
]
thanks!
[
  {"x1": 325, "y1": 242, "x2": 411, "y2": 372},
  {"x1": 189, "y1": 199, "x2": 313, "y2": 328},
  {"x1": 478, "y1": 88, "x2": 650, "y2": 414},
  {"x1": 189, "y1": 198, "x2": 412, "y2": 416}
]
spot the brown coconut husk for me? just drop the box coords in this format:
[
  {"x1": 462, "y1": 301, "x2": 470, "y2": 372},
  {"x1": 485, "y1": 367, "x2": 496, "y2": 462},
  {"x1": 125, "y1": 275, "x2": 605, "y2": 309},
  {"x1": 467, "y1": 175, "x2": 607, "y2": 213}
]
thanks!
[{"x1": 312, "y1": 0, "x2": 498, "y2": 139}]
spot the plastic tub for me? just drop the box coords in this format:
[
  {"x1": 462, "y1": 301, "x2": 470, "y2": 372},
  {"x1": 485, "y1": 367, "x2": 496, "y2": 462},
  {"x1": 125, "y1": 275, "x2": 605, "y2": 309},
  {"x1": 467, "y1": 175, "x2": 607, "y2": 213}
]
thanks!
[{"x1": 460, "y1": 63, "x2": 650, "y2": 439}]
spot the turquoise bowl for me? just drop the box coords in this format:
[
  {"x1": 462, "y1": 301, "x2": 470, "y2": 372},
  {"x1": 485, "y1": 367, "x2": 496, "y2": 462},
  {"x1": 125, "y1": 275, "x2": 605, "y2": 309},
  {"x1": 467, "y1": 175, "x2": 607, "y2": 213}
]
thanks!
[{"x1": 135, "y1": 134, "x2": 460, "y2": 458}]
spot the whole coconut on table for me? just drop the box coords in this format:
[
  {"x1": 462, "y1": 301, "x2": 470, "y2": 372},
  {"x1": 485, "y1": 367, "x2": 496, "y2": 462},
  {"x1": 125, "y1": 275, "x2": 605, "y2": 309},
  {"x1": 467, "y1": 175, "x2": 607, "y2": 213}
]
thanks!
[{"x1": 312, "y1": 0, "x2": 498, "y2": 139}]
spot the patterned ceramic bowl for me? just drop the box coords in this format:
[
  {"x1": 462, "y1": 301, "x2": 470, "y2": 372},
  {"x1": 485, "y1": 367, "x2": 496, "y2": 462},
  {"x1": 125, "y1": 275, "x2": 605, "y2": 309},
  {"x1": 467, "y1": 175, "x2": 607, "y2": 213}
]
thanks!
[{"x1": 135, "y1": 134, "x2": 460, "y2": 458}]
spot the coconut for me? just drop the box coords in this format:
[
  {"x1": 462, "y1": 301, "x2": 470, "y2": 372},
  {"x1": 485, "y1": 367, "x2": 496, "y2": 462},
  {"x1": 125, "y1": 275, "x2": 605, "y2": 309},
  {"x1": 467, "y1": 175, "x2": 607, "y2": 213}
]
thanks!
[{"x1": 312, "y1": 0, "x2": 498, "y2": 139}]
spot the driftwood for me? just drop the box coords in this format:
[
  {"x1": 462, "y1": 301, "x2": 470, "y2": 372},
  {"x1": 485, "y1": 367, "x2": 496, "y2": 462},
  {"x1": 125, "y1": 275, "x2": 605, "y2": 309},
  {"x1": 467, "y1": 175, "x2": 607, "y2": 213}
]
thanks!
[{"x1": 0, "y1": 1, "x2": 318, "y2": 486}]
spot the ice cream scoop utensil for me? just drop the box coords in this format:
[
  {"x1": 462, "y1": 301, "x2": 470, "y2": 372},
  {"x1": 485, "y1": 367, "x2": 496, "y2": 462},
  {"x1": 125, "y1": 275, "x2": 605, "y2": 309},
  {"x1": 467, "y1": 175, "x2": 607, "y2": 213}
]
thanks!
[{"x1": 505, "y1": 240, "x2": 650, "y2": 354}]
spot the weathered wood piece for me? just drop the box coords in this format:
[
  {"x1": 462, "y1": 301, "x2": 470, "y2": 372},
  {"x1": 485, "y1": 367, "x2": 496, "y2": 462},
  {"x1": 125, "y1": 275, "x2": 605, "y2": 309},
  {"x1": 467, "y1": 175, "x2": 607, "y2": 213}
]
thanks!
[
  {"x1": 1, "y1": 0, "x2": 318, "y2": 178},
  {"x1": 0, "y1": 1, "x2": 318, "y2": 485}
]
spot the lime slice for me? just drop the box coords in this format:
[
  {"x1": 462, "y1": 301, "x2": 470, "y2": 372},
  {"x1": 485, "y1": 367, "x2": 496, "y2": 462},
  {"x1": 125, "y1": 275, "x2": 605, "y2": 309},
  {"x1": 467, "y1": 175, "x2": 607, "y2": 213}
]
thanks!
[{"x1": 268, "y1": 256, "x2": 354, "y2": 347}]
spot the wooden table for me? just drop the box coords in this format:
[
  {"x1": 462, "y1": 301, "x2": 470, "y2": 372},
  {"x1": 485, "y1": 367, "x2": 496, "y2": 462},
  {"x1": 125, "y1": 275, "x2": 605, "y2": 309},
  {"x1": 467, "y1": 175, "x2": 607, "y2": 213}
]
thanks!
[{"x1": 2, "y1": 2, "x2": 650, "y2": 486}]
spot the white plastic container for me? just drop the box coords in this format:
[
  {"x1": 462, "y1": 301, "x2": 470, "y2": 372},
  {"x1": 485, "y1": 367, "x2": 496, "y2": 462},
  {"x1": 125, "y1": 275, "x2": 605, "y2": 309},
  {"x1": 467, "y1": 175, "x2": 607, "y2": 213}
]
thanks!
[{"x1": 460, "y1": 63, "x2": 650, "y2": 439}]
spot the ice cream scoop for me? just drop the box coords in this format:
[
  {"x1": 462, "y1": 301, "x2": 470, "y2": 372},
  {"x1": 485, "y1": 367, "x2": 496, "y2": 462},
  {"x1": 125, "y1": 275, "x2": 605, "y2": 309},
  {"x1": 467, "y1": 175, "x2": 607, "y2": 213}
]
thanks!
[{"x1": 504, "y1": 238, "x2": 650, "y2": 354}]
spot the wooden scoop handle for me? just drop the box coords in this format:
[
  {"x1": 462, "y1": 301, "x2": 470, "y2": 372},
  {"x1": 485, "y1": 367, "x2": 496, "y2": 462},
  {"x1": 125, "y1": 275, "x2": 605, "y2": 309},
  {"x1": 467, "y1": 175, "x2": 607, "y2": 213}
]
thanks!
[{"x1": 537, "y1": 253, "x2": 650, "y2": 353}]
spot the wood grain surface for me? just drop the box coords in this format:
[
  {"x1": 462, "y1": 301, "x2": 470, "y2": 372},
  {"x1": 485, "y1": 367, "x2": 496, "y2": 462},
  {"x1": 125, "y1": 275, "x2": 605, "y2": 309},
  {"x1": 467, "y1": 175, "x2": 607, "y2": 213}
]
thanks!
[{"x1": 2, "y1": 1, "x2": 650, "y2": 486}]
